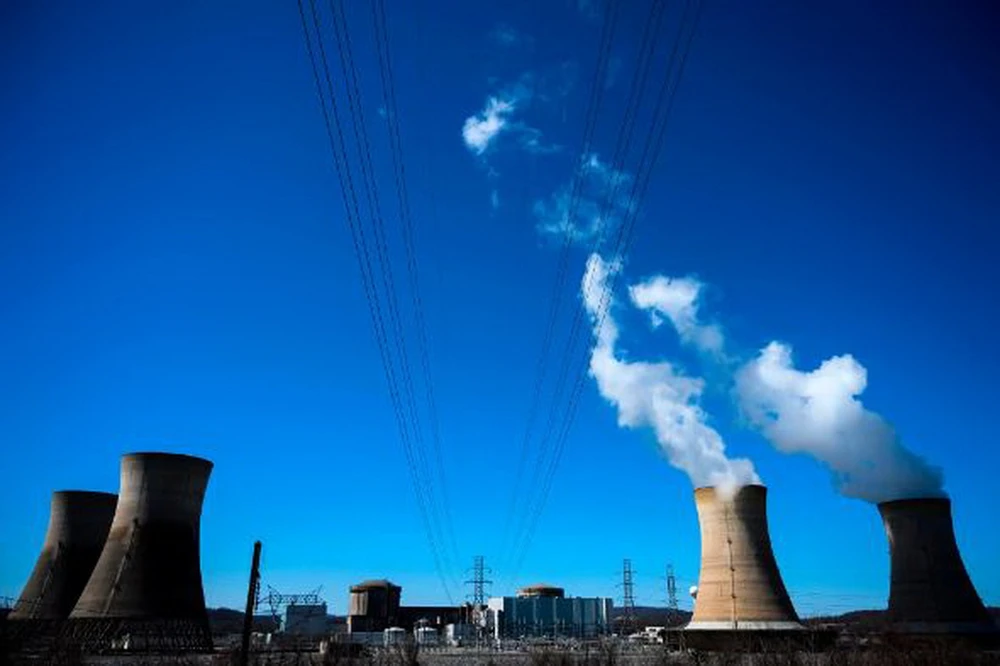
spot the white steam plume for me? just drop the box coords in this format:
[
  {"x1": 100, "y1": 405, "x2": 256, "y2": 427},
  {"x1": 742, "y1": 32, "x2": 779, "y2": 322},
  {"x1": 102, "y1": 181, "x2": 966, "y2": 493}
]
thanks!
[
  {"x1": 629, "y1": 275, "x2": 724, "y2": 355},
  {"x1": 582, "y1": 254, "x2": 760, "y2": 494},
  {"x1": 736, "y1": 342, "x2": 944, "y2": 503}
]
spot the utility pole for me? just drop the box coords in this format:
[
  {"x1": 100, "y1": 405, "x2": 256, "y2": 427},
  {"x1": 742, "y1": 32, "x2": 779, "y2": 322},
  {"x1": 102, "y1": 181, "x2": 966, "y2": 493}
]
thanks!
[
  {"x1": 666, "y1": 564, "x2": 678, "y2": 613},
  {"x1": 621, "y1": 559, "x2": 636, "y2": 636},
  {"x1": 240, "y1": 541, "x2": 262, "y2": 666},
  {"x1": 465, "y1": 556, "x2": 492, "y2": 648}
]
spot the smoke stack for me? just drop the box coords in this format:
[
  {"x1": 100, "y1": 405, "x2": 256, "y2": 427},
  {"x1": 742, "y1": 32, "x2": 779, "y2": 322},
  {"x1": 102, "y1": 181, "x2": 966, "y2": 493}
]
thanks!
[
  {"x1": 687, "y1": 485, "x2": 802, "y2": 630},
  {"x1": 879, "y1": 497, "x2": 997, "y2": 633},
  {"x1": 70, "y1": 452, "x2": 213, "y2": 622},
  {"x1": 10, "y1": 491, "x2": 117, "y2": 620}
]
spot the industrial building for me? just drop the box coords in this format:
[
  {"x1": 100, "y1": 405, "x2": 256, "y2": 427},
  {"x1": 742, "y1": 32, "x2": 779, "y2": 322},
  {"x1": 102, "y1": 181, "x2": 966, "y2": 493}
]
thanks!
[
  {"x1": 486, "y1": 584, "x2": 613, "y2": 639},
  {"x1": 347, "y1": 579, "x2": 402, "y2": 633},
  {"x1": 10, "y1": 491, "x2": 117, "y2": 620},
  {"x1": 686, "y1": 485, "x2": 802, "y2": 631},
  {"x1": 283, "y1": 603, "x2": 329, "y2": 636},
  {"x1": 879, "y1": 497, "x2": 997, "y2": 634}
]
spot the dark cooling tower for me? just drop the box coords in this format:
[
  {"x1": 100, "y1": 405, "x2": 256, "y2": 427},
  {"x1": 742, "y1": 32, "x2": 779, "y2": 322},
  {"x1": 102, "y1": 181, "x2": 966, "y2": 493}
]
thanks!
[
  {"x1": 879, "y1": 497, "x2": 997, "y2": 633},
  {"x1": 687, "y1": 485, "x2": 802, "y2": 630},
  {"x1": 10, "y1": 491, "x2": 117, "y2": 620},
  {"x1": 70, "y1": 453, "x2": 213, "y2": 621}
]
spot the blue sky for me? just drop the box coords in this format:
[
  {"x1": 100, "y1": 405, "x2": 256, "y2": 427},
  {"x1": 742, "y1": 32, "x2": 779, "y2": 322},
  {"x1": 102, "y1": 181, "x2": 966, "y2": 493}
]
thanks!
[{"x1": 1, "y1": 0, "x2": 998, "y2": 617}]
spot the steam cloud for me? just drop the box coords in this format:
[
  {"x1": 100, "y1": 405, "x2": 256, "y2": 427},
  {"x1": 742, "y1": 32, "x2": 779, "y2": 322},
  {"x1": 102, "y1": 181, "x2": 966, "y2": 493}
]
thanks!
[
  {"x1": 582, "y1": 254, "x2": 760, "y2": 493},
  {"x1": 621, "y1": 265, "x2": 944, "y2": 503},
  {"x1": 736, "y1": 342, "x2": 944, "y2": 503},
  {"x1": 629, "y1": 275, "x2": 724, "y2": 355}
]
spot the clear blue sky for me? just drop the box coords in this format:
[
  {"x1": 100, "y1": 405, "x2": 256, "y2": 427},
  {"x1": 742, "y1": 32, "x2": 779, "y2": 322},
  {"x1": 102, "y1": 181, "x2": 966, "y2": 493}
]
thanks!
[{"x1": 1, "y1": 0, "x2": 998, "y2": 617}]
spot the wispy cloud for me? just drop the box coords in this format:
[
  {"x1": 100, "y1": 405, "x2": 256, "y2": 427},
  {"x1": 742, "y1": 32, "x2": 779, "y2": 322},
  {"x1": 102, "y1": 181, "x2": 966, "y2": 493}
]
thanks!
[
  {"x1": 534, "y1": 154, "x2": 634, "y2": 244},
  {"x1": 462, "y1": 96, "x2": 517, "y2": 155},
  {"x1": 629, "y1": 276, "x2": 725, "y2": 355},
  {"x1": 574, "y1": 0, "x2": 601, "y2": 21},
  {"x1": 582, "y1": 254, "x2": 760, "y2": 493},
  {"x1": 491, "y1": 23, "x2": 534, "y2": 49}
]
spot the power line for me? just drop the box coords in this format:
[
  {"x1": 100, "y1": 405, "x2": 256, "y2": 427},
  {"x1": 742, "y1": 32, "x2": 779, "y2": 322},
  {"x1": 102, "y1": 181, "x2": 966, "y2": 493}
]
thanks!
[
  {"x1": 295, "y1": 0, "x2": 455, "y2": 603},
  {"x1": 369, "y1": 0, "x2": 461, "y2": 575},
  {"x1": 508, "y1": 0, "x2": 696, "y2": 581},
  {"x1": 500, "y1": 0, "x2": 621, "y2": 576}
]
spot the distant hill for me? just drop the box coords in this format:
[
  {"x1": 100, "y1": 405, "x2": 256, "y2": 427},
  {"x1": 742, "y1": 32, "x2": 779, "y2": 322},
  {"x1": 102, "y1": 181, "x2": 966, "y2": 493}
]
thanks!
[
  {"x1": 207, "y1": 607, "x2": 279, "y2": 635},
  {"x1": 206, "y1": 605, "x2": 999, "y2": 635}
]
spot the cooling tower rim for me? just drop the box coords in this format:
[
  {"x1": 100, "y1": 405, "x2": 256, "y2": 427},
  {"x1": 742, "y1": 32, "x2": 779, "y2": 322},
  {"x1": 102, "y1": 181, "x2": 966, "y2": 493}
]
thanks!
[
  {"x1": 877, "y1": 495, "x2": 951, "y2": 510},
  {"x1": 694, "y1": 483, "x2": 767, "y2": 498},
  {"x1": 121, "y1": 451, "x2": 214, "y2": 468},
  {"x1": 51, "y1": 490, "x2": 118, "y2": 500}
]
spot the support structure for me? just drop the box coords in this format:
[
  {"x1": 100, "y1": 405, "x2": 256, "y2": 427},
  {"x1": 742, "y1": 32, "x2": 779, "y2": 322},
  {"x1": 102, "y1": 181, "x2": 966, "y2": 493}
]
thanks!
[
  {"x1": 666, "y1": 564, "x2": 678, "y2": 612},
  {"x1": 465, "y1": 555, "x2": 492, "y2": 646},
  {"x1": 240, "y1": 541, "x2": 262, "y2": 666},
  {"x1": 620, "y1": 559, "x2": 636, "y2": 636}
]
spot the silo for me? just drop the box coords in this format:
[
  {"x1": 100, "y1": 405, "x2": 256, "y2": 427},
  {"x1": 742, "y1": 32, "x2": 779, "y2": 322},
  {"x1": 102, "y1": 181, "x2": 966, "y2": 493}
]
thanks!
[
  {"x1": 687, "y1": 485, "x2": 802, "y2": 630},
  {"x1": 10, "y1": 491, "x2": 117, "y2": 620},
  {"x1": 70, "y1": 452, "x2": 213, "y2": 622},
  {"x1": 878, "y1": 497, "x2": 996, "y2": 633}
]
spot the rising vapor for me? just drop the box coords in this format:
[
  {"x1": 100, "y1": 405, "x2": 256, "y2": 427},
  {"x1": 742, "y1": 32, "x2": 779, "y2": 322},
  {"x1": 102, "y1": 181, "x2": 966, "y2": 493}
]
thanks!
[
  {"x1": 582, "y1": 254, "x2": 760, "y2": 494},
  {"x1": 735, "y1": 341, "x2": 944, "y2": 503}
]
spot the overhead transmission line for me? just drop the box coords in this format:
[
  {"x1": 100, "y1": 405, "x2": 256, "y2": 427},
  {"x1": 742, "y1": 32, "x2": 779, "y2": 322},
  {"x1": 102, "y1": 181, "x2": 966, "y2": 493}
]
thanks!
[
  {"x1": 499, "y1": 0, "x2": 621, "y2": 578},
  {"x1": 296, "y1": 0, "x2": 457, "y2": 602},
  {"x1": 368, "y1": 0, "x2": 462, "y2": 573},
  {"x1": 507, "y1": 0, "x2": 706, "y2": 582},
  {"x1": 506, "y1": 0, "x2": 668, "y2": 579}
]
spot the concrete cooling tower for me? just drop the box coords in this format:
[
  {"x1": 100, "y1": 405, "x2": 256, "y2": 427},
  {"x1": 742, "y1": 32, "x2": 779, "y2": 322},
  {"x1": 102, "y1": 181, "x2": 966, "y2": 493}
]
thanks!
[
  {"x1": 10, "y1": 491, "x2": 117, "y2": 620},
  {"x1": 687, "y1": 485, "x2": 802, "y2": 630},
  {"x1": 879, "y1": 497, "x2": 997, "y2": 634},
  {"x1": 70, "y1": 453, "x2": 213, "y2": 622}
]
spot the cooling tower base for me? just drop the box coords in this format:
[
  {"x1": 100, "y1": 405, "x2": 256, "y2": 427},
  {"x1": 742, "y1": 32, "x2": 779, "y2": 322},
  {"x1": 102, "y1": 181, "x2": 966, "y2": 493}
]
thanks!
[
  {"x1": 685, "y1": 621, "x2": 805, "y2": 630},
  {"x1": 679, "y1": 627, "x2": 836, "y2": 652},
  {"x1": 0, "y1": 617, "x2": 214, "y2": 655},
  {"x1": 889, "y1": 621, "x2": 999, "y2": 635}
]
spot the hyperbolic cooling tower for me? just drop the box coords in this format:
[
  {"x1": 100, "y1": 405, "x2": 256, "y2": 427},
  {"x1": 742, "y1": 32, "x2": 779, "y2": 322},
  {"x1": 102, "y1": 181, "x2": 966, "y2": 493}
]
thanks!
[
  {"x1": 10, "y1": 491, "x2": 118, "y2": 620},
  {"x1": 879, "y1": 497, "x2": 997, "y2": 633},
  {"x1": 70, "y1": 452, "x2": 213, "y2": 620},
  {"x1": 687, "y1": 485, "x2": 802, "y2": 630}
]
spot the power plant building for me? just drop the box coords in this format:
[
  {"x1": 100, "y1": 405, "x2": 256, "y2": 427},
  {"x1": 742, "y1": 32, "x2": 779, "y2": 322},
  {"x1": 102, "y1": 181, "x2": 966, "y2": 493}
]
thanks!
[
  {"x1": 486, "y1": 585, "x2": 613, "y2": 639},
  {"x1": 687, "y1": 485, "x2": 802, "y2": 631},
  {"x1": 879, "y1": 497, "x2": 997, "y2": 634},
  {"x1": 347, "y1": 580, "x2": 402, "y2": 633},
  {"x1": 10, "y1": 491, "x2": 117, "y2": 620},
  {"x1": 70, "y1": 452, "x2": 213, "y2": 637},
  {"x1": 284, "y1": 603, "x2": 329, "y2": 636}
]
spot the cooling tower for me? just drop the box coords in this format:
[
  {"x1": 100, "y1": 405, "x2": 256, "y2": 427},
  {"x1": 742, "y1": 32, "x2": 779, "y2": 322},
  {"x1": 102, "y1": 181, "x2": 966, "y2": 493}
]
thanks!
[
  {"x1": 10, "y1": 491, "x2": 117, "y2": 620},
  {"x1": 70, "y1": 452, "x2": 213, "y2": 621},
  {"x1": 879, "y1": 497, "x2": 997, "y2": 633},
  {"x1": 687, "y1": 485, "x2": 802, "y2": 630}
]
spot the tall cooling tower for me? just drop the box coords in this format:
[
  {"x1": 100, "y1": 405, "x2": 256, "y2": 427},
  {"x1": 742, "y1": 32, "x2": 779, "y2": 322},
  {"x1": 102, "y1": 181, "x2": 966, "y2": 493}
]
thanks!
[
  {"x1": 10, "y1": 491, "x2": 117, "y2": 620},
  {"x1": 687, "y1": 485, "x2": 802, "y2": 630},
  {"x1": 70, "y1": 453, "x2": 213, "y2": 621},
  {"x1": 879, "y1": 497, "x2": 996, "y2": 633}
]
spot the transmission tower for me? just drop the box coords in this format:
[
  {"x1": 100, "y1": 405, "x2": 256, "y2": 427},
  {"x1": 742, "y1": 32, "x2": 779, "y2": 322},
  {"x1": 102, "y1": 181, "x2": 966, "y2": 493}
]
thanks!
[
  {"x1": 621, "y1": 559, "x2": 636, "y2": 636},
  {"x1": 666, "y1": 564, "x2": 678, "y2": 612},
  {"x1": 465, "y1": 556, "x2": 492, "y2": 646},
  {"x1": 466, "y1": 555, "x2": 492, "y2": 608}
]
